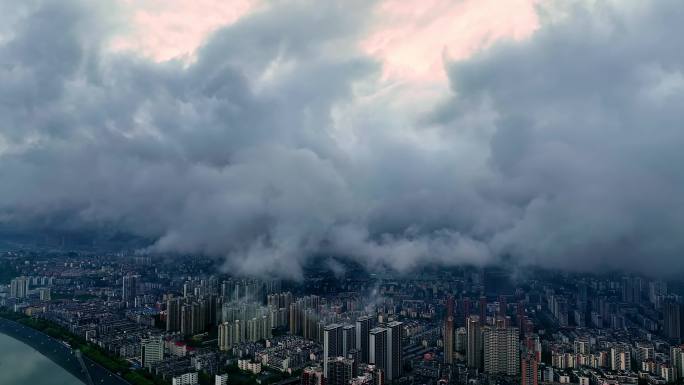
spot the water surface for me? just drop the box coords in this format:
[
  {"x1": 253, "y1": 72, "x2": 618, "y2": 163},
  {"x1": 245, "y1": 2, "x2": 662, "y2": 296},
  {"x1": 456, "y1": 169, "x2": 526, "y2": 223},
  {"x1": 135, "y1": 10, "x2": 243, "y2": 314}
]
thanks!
[{"x1": 0, "y1": 333, "x2": 83, "y2": 385}]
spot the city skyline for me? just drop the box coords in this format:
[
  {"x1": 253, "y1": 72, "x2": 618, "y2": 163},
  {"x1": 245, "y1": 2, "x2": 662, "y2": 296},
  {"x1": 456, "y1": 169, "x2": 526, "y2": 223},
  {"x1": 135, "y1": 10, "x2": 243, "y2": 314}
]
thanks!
[
  {"x1": 1, "y1": 2, "x2": 684, "y2": 384},
  {"x1": 3, "y1": 252, "x2": 684, "y2": 385}
]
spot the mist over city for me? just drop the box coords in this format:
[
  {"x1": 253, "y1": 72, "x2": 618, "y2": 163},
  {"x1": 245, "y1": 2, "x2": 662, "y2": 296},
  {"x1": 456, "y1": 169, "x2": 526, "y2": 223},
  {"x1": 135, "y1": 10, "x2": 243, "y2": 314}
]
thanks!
[
  {"x1": 2, "y1": 0, "x2": 684, "y2": 279},
  {"x1": 1, "y1": 1, "x2": 684, "y2": 385}
]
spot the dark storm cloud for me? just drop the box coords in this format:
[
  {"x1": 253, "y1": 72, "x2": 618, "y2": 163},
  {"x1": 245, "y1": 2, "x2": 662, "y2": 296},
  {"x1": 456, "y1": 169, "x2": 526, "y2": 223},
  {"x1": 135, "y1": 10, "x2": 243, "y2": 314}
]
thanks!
[
  {"x1": 0, "y1": 0, "x2": 683, "y2": 278},
  {"x1": 439, "y1": 0, "x2": 684, "y2": 274}
]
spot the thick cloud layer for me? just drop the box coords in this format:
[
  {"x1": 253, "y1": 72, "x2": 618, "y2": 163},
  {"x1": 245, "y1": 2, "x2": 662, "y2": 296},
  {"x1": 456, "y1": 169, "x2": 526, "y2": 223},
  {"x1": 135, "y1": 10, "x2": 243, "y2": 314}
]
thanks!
[{"x1": 1, "y1": 0, "x2": 683, "y2": 278}]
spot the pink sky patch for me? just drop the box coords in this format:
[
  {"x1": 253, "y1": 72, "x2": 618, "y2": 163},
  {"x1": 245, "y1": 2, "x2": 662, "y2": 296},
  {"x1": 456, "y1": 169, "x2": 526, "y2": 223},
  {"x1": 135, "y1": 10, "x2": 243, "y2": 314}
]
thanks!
[
  {"x1": 364, "y1": 0, "x2": 540, "y2": 83},
  {"x1": 111, "y1": 0, "x2": 538, "y2": 84},
  {"x1": 111, "y1": 0, "x2": 255, "y2": 61}
]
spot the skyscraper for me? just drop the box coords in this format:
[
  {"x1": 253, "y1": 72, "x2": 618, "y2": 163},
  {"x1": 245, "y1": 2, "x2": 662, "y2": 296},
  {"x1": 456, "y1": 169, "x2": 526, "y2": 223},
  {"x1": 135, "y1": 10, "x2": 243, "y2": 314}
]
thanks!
[
  {"x1": 664, "y1": 302, "x2": 684, "y2": 343},
  {"x1": 218, "y1": 321, "x2": 233, "y2": 351},
  {"x1": 324, "y1": 323, "x2": 344, "y2": 377},
  {"x1": 670, "y1": 346, "x2": 684, "y2": 381},
  {"x1": 343, "y1": 324, "x2": 356, "y2": 356},
  {"x1": 444, "y1": 295, "x2": 455, "y2": 364},
  {"x1": 455, "y1": 327, "x2": 467, "y2": 353},
  {"x1": 215, "y1": 374, "x2": 229, "y2": 385},
  {"x1": 346, "y1": 349, "x2": 360, "y2": 377},
  {"x1": 521, "y1": 354, "x2": 539, "y2": 385},
  {"x1": 10, "y1": 276, "x2": 29, "y2": 299},
  {"x1": 479, "y1": 296, "x2": 487, "y2": 324},
  {"x1": 204, "y1": 294, "x2": 218, "y2": 327},
  {"x1": 301, "y1": 366, "x2": 325, "y2": 385},
  {"x1": 622, "y1": 276, "x2": 634, "y2": 303},
  {"x1": 649, "y1": 281, "x2": 668, "y2": 307},
  {"x1": 181, "y1": 302, "x2": 204, "y2": 336},
  {"x1": 466, "y1": 315, "x2": 482, "y2": 370},
  {"x1": 141, "y1": 335, "x2": 164, "y2": 369},
  {"x1": 369, "y1": 322, "x2": 403, "y2": 381},
  {"x1": 167, "y1": 297, "x2": 182, "y2": 332},
  {"x1": 610, "y1": 344, "x2": 630, "y2": 371},
  {"x1": 327, "y1": 357, "x2": 355, "y2": 385},
  {"x1": 498, "y1": 295, "x2": 507, "y2": 318},
  {"x1": 122, "y1": 275, "x2": 137, "y2": 303},
  {"x1": 387, "y1": 321, "x2": 404, "y2": 380},
  {"x1": 574, "y1": 338, "x2": 590, "y2": 355},
  {"x1": 458, "y1": 297, "x2": 471, "y2": 327},
  {"x1": 369, "y1": 327, "x2": 388, "y2": 377},
  {"x1": 356, "y1": 316, "x2": 373, "y2": 364},
  {"x1": 483, "y1": 324, "x2": 520, "y2": 376},
  {"x1": 621, "y1": 276, "x2": 643, "y2": 304},
  {"x1": 290, "y1": 301, "x2": 302, "y2": 335}
]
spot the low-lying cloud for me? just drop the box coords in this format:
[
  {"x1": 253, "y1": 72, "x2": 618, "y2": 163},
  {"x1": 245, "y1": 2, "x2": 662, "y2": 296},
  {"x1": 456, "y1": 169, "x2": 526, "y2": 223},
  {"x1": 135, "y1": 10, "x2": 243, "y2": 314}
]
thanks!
[{"x1": 1, "y1": 0, "x2": 683, "y2": 278}]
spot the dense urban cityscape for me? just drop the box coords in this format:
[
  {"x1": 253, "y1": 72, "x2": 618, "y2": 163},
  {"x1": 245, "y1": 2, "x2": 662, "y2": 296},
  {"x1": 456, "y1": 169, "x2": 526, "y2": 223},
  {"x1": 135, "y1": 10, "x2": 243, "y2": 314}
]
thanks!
[
  {"x1": 2, "y1": 250, "x2": 684, "y2": 385},
  {"x1": 2, "y1": 0, "x2": 684, "y2": 385}
]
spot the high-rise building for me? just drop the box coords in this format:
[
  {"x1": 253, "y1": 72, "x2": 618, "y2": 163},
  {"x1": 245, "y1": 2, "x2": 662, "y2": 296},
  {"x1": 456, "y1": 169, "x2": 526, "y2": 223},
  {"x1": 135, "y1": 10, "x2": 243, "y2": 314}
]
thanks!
[
  {"x1": 327, "y1": 357, "x2": 354, "y2": 385},
  {"x1": 38, "y1": 287, "x2": 51, "y2": 301},
  {"x1": 324, "y1": 323, "x2": 344, "y2": 377},
  {"x1": 550, "y1": 296, "x2": 569, "y2": 327},
  {"x1": 610, "y1": 344, "x2": 630, "y2": 371},
  {"x1": 466, "y1": 315, "x2": 482, "y2": 370},
  {"x1": 289, "y1": 296, "x2": 320, "y2": 338},
  {"x1": 455, "y1": 327, "x2": 467, "y2": 353},
  {"x1": 661, "y1": 366, "x2": 675, "y2": 383},
  {"x1": 664, "y1": 302, "x2": 684, "y2": 343},
  {"x1": 369, "y1": 327, "x2": 388, "y2": 377},
  {"x1": 636, "y1": 342, "x2": 654, "y2": 363},
  {"x1": 267, "y1": 292, "x2": 294, "y2": 310},
  {"x1": 246, "y1": 315, "x2": 272, "y2": 341},
  {"x1": 444, "y1": 295, "x2": 455, "y2": 364},
  {"x1": 141, "y1": 336, "x2": 164, "y2": 369},
  {"x1": 204, "y1": 294, "x2": 219, "y2": 327},
  {"x1": 167, "y1": 297, "x2": 182, "y2": 332},
  {"x1": 343, "y1": 324, "x2": 356, "y2": 356},
  {"x1": 387, "y1": 321, "x2": 403, "y2": 380},
  {"x1": 622, "y1": 276, "x2": 642, "y2": 304},
  {"x1": 521, "y1": 354, "x2": 539, "y2": 385},
  {"x1": 303, "y1": 309, "x2": 320, "y2": 342},
  {"x1": 215, "y1": 374, "x2": 229, "y2": 385},
  {"x1": 218, "y1": 321, "x2": 233, "y2": 351},
  {"x1": 10, "y1": 276, "x2": 29, "y2": 299},
  {"x1": 649, "y1": 281, "x2": 668, "y2": 307},
  {"x1": 301, "y1": 366, "x2": 325, "y2": 385},
  {"x1": 369, "y1": 323, "x2": 403, "y2": 381},
  {"x1": 483, "y1": 324, "x2": 520, "y2": 376},
  {"x1": 457, "y1": 297, "x2": 471, "y2": 327},
  {"x1": 346, "y1": 349, "x2": 360, "y2": 376},
  {"x1": 172, "y1": 372, "x2": 198, "y2": 385},
  {"x1": 622, "y1": 277, "x2": 634, "y2": 303},
  {"x1": 670, "y1": 346, "x2": 684, "y2": 381},
  {"x1": 122, "y1": 275, "x2": 137, "y2": 303},
  {"x1": 479, "y1": 296, "x2": 487, "y2": 324},
  {"x1": 498, "y1": 295, "x2": 507, "y2": 318},
  {"x1": 181, "y1": 302, "x2": 205, "y2": 336},
  {"x1": 290, "y1": 301, "x2": 302, "y2": 335},
  {"x1": 523, "y1": 335, "x2": 542, "y2": 362},
  {"x1": 356, "y1": 316, "x2": 373, "y2": 364},
  {"x1": 573, "y1": 338, "x2": 590, "y2": 355}
]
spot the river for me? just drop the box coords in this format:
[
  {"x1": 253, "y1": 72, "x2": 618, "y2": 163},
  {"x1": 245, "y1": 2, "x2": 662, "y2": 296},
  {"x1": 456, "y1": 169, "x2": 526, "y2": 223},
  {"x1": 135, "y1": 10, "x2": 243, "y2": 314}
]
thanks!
[
  {"x1": 0, "y1": 317, "x2": 131, "y2": 385},
  {"x1": 0, "y1": 332, "x2": 84, "y2": 385}
]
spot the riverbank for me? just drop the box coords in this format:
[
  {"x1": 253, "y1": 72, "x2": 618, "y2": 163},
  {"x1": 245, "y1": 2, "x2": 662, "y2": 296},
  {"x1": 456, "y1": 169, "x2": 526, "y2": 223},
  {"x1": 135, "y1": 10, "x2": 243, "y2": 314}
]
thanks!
[
  {"x1": 0, "y1": 316, "x2": 131, "y2": 385},
  {"x1": 0, "y1": 317, "x2": 87, "y2": 383}
]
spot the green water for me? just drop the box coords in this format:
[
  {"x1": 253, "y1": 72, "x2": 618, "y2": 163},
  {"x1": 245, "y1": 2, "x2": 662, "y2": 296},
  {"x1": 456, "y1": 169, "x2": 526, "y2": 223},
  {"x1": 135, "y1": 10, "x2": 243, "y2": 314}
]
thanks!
[{"x1": 0, "y1": 333, "x2": 83, "y2": 384}]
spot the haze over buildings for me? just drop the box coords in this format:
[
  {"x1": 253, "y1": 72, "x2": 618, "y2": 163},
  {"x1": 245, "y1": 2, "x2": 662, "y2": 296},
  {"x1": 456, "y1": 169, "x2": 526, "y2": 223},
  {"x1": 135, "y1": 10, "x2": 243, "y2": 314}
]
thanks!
[
  {"x1": 0, "y1": 0, "x2": 683, "y2": 279},
  {"x1": 2, "y1": 3, "x2": 684, "y2": 385}
]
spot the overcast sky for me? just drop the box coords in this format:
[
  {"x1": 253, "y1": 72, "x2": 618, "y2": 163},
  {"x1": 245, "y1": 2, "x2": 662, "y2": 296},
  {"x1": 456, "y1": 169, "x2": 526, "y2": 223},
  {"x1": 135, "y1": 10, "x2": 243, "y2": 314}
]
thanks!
[{"x1": 1, "y1": 0, "x2": 683, "y2": 278}]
